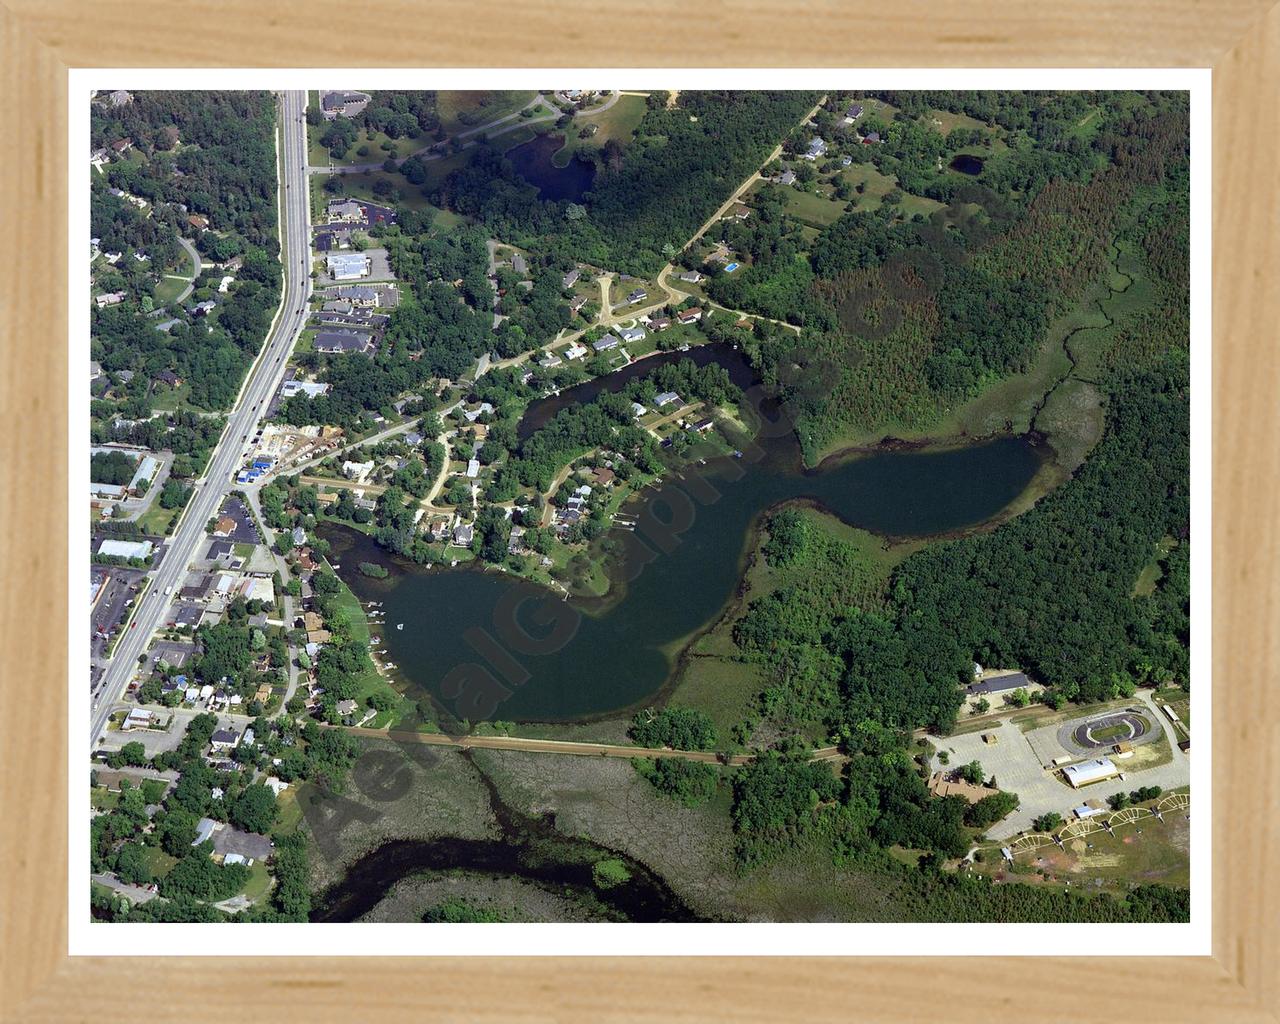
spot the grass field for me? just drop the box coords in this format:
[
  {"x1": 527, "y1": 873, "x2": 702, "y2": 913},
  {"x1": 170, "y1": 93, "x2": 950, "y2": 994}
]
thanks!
[
  {"x1": 781, "y1": 187, "x2": 849, "y2": 227},
  {"x1": 551, "y1": 93, "x2": 648, "y2": 167},
  {"x1": 135, "y1": 500, "x2": 180, "y2": 536},
  {"x1": 975, "y1": 805, "x2": 1189, "y2": 893},
  {"x1": 437, "y1": 90, "x2": 539, "y2": 135}
]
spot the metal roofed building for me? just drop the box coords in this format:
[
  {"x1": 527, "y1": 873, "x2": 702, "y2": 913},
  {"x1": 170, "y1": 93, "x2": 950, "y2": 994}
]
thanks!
[{"x1": 1061, "y1": 757, "x2": 1120, "y2": 788}]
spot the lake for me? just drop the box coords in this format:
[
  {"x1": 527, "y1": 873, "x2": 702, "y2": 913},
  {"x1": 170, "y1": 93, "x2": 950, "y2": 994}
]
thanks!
[
  {"x1": 507, "y1": 133, "x2": 596, "y2": 202},
  {"x1": 322, "y1": 407, "x2": 1046, "y2": 723},
  {"x1": 949, "y1": 153, "x2": 985, "y2": 176}
]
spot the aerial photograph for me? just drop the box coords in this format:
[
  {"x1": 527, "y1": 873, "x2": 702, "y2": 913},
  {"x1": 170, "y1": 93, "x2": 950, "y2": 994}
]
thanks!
[{"x1": 86, "y1": 87, "x2": 1191, "y2": 925}]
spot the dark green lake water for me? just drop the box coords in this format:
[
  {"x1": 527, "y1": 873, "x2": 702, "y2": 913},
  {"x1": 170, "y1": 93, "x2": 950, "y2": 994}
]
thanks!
[{"x1": 322, "y1": 426, "x2": 1045, "y2": 724}]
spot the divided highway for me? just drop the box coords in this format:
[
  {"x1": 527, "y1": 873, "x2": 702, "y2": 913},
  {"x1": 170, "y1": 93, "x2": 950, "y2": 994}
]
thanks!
[{"x1": 90, "y1": 91, "x2": 313, "y2": 745}]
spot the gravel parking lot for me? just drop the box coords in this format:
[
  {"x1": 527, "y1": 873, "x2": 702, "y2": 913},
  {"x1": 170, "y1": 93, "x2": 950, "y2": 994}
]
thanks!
[{"x1": 931, "y1": 693, "x2": 1191, "y2": 840}]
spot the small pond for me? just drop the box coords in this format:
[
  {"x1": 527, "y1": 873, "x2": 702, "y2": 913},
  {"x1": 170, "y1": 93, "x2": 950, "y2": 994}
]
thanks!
[
  {"x1": 507, "y1": 133, "x2": 597, "y2": 202},
  {"x1": 949, "y1": 153, "x2": 985, "y2": 176}
]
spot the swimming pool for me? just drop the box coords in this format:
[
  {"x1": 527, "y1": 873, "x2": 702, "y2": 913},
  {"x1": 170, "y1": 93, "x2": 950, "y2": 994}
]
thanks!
[{"x1": 724, "y1": 262, "x2": 739, "y2": 272}]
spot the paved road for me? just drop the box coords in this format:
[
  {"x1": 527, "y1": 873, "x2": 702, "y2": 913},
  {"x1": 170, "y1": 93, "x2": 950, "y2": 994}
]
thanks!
[
  {"x1": 91, "y1": 90, "x2": 314, "y2": 745},
  {"x1": 344, "y1": 724, "x2": 843, "y2": 767},
  {"x1": 169, "y1": 236, "x2": 202, "y2": 305}
]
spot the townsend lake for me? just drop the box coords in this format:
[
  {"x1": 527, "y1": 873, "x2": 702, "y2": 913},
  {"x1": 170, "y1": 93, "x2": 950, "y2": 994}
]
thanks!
[{"x1": 321, "y1": 372, "x2": 1047, "y2": 722}]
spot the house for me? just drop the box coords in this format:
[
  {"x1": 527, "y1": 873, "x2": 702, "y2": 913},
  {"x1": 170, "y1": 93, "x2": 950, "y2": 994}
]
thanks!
[
  {"x1": 648, "y1": 316, "x2": 672, "y2": 332},
  {"x1": 678, "y1": 270, "x2": 702, "y2": 283},
  {"x1": 590, "y1": 466, "x2": 616, "y2": 487},
  {"x1": 511, "y1": 253, "x2": 528, "y2": 275},
  {"x1": 209, "y1": 729, "x2": 239, "y2": 753},
  {"x1": 1062, "y1": 758, "x2": 1120, "y2": 788},
  {"x1": 342, "y1": 459, "x2": 374, "y2": 482},
  {"x1": 626, "y1": 288, "x2": 647, "y2": 303},
  {"x1": 452, "y1": 522, "x2": 474, "y2": 546},
  {"x1": 654, "y1": 391, "x2": 681, "y2": 408},
  {"x1": 110, "y1": 137, "x2": 133, "y2": 155},
  {"x1": 779, "y1": 169, "x2": 797, "y2": 186},
  {"x1": 155, "y1": 369, "x2": 182, "y2": 388},
  {"x1": 320, "y1": 90, "x2": 371, "y2": 120},
  {"x1": 569, "y1": 295, "x2": 588, "y2": 313},
  {"x1": 466, "y1": 459, "x2": 480, "y2": 478},
  {"x1": 326, "y1": 252, "x2": 370, "y2": 281},
  {"x1": 676, "y1": 307, "x2": 703, "y2": 325},
  {"x1": 861, "y1": 131, "x2": 882, "y2": 144},
  {"x1": 292, "y1": 526, "x2": 308, "y2": 547},
  {"x1": 802, "y1": 137, "x2": 828, "y2": 160},
  {"x1": 206, "y1": 539, "x2": 234, "y2": 562},
  {"x1": 463, "y1": 402, "x2": 495, "y2": 423},
  {"x1": 538, "y1": 354, "x2": 562, "y2": 368},
  {"x1": 108, "y1": 90, "x2": 132, "y2": 108},
  {"x1": 94, "y1": 292, "x2": 125, "y2": 309},
  {"x1": 564, "y1": 342, "x2": 588, "y2": 360},
  {"x1": 191, "y1": 300, "x2": 216, "y2": 316},
  {"x1": 592, "y1": 336, "x2": 619, "y2": 352},
  {"x1": 726, "y1": 204, "x2": 751, "y2": 221},
  {"x1": 693, "y1": 419, "x2": 715, "y2": 433},
  {"x1": 562, "y1": 268, "x2": 580, "y2": 288},
  {"x1": 187, "y1": 213, "x2": 209, "y2": 231},
  {"x1": 218, "y1": 275, "x2": 235, "y2": 293},
  {"x1": 843, "y1": 103, "x2": 864, "y2": 122},
  {"x1": 631, "y1": 402, "x2": 648, "y2": 418},
  {"x1": 336, "y1": 699, "x2": 358, "y2": 717},
  {"x1": 212, "y1": 516, "x2": 236, "y2": 537},
  {"x1": 314, "y1": 329, "x2": 373, "y2": 354}
]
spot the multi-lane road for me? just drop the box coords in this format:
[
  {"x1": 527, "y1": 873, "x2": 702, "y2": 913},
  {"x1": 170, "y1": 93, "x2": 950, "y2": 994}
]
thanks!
[{"x1": 90, "y1": 90, "x2": 313, "y2": 745}]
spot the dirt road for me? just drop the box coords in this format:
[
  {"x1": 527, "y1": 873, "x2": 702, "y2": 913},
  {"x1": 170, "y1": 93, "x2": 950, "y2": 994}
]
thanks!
[{"x1": 344, "y1": 724, "x2": 843, "y2": 767}]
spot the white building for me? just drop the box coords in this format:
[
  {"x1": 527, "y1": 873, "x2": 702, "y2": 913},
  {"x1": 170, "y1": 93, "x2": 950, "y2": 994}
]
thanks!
[
  {"x1": 326, "y1": 252, "x2": 370, "y2": 281},
  {"x1": 97, "y1": 538, "x2": 154, "y2": 561},
  {"x1": 1061, "y1": 758, "x2": 1120, "y2": 788}
]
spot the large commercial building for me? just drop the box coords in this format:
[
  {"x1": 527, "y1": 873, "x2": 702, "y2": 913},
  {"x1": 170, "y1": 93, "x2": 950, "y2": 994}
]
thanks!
[
  {"x1": 1061, "y1": 757, "x2": 1120, "y2": 788},
  {"x1": 326, "y1": 252, "x2": 370, "y2": 281},
  {"x1": 96, "y1": 538, "x2": 154, "y2": 561}
]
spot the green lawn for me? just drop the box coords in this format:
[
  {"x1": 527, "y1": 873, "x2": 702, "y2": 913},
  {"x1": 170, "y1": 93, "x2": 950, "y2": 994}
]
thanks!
[
  {"x1": 781, "y1": 187, "x2": 850, "y2": 227},
  {"x1": 237, "y1": 860, "x2": 272, "y2": 902},
  {"x1": 437, "y1": 90, "x2": 539, "y2": 135},
  {"x1": 140, "y1": 846, "x2": 177, "y2": 879},
  {"x1": 551, "y1": 93, "x2": 648, "y2": 167},
  {"x1": 135, "y1": 500, "x2": 180, "y2": 536}
]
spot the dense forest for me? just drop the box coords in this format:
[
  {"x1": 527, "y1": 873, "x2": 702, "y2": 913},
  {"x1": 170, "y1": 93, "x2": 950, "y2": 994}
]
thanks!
[{"x1": 435, "y1": 91, "x2": 822, "y2": 274}]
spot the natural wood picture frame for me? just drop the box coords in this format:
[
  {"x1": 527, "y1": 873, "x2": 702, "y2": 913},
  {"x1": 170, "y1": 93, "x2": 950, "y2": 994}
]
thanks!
[{"x1": 1, "y1": 2, "x2": 1276, "y2": 1020}]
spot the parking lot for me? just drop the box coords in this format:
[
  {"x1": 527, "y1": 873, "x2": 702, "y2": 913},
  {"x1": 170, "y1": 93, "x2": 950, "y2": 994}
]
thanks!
[
  {"x1": 90, "y1": 565, "x2": 147, "y2": 658},
  {"x1": 930, "y1": 693, "x2": 1191, "y2": 840}
]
